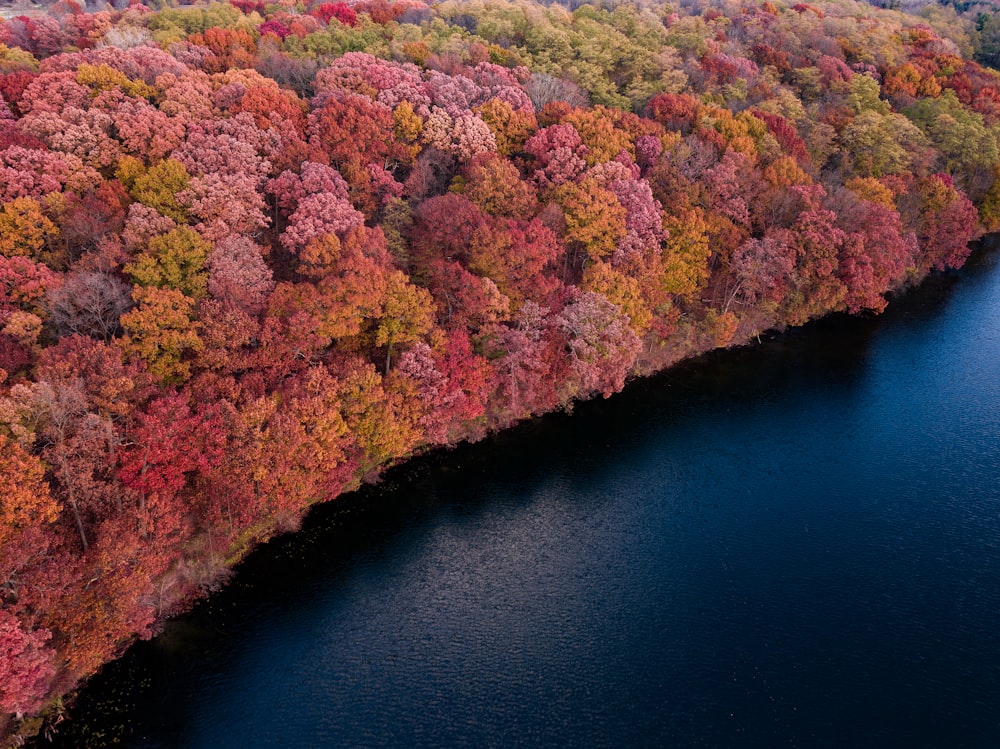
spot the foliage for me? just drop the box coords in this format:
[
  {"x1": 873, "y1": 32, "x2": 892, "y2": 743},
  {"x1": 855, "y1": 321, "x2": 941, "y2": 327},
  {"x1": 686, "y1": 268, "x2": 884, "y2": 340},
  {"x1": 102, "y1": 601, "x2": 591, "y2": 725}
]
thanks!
[{"x1": 0, "y1": 0, "x2": 995, "y2": 739}]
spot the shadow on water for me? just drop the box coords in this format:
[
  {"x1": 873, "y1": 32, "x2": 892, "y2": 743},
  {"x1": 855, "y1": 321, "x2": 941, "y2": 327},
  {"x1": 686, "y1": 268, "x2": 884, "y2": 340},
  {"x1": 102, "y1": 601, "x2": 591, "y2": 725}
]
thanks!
[{"x1": 46, "y1": 239, "x2": 1000, "y2": 748}]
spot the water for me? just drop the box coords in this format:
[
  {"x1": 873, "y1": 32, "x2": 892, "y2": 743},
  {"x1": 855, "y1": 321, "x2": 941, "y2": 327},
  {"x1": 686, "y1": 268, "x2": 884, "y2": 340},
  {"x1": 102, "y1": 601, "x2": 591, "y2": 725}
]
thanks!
[{"x1": 50, "y1": 242, "x2": 1000, "y2": 748}]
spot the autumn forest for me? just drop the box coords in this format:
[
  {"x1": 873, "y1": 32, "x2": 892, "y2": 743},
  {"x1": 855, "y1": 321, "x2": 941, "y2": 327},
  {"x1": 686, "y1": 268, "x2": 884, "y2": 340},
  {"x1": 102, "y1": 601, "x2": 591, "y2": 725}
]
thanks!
[{"x1": 0, "y1": 0, "x2": 998, "y2": 741}]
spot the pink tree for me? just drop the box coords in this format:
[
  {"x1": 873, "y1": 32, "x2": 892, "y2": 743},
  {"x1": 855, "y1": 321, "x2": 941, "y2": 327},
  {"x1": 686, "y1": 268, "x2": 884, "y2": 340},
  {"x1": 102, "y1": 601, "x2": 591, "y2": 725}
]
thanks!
[
  {"x1": 832, "y1": 193, "x2": 918, "y2": 313},
  {"x1": 0, "y1": 146, "x2": 72, "y2": 201},
  {"x1": 121, "y1": 204, "x2": 178, "y2": 252},
  {"x1": 557, "y1": 291, "x2": 641, "y2": 399},
  {"x1": 314, "y1": 52, "x2": 426, "y2": 109},
  {"x1": 524, "y1": 123, "x2": 588, "y2": 188},
  {"x1": 394, "y1": 341, "x2": 460, "y2": 444},
  {"x1": 608, "y1": 177, "x2": 666, "y2": 266},
  {"x1": 421, "y1": 107, "x2": 497, "y2": 162},
  {"x1": 0, "y1": 611, "x2": 56, "y2": 716},
  {"x1": 912, "y1": 174, "x2": 979, "y2": 272},
  {"x1": 490, "y1": 300, "x2": 559, "y2": 421},
  {"x1": 728, "y1": 234, "x2": 797, "y2": 311},
  {"x1": 206, "y1": 236, "x2": 275, "y2": 315},
  {"x1": 112, "y1": 97, "x2": 185, "y2": 164},
  {"x1": 266, "y1": 161, "x2": 351, "y2": 216},
  {"x1": 154, "y1": 70, "x2": 215, "y2": 120},
  {"x1": 279, "y1": 193, "x2": 365, "y2": 253},
  {"x1": 172, "y1": 113, "x2": 277, "y2": 181},
  {"x1": 178, "y1": 172, "x2": 270, "y2": 242},
  {"x1": 704, "y1": 150, "x2": 755, "y2": 229}
]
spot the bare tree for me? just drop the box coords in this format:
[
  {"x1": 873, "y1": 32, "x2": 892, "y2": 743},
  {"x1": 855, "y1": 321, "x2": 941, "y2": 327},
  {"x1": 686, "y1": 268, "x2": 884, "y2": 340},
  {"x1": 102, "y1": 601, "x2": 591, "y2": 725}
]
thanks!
[
  {"x1": 524, "y1": 73, "x2": 590, "y2": 110},
  {"x1": 48, "y1": 271, "x2": 132, "y2": 342}
]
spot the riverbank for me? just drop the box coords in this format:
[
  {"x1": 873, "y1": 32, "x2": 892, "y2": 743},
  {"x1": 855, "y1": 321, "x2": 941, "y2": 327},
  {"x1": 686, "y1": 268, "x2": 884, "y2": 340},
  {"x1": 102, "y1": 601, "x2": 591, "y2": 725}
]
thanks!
[
  {"x1": 15, "y1": 236, "x2": 992, "y2": 747},
  {"x1": 41, "y1": 235, "x2": 1000, "y2": 747},
  {"x1": 3, "y1": 0, "x2": 998, "y2": 743}
]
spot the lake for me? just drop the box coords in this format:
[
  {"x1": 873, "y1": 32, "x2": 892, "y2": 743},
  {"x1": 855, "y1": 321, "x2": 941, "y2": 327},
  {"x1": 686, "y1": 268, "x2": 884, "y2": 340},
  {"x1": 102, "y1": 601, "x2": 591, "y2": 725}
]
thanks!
[{"x1": 49, "y1": 240, "x2": 1000, "y2": 748}]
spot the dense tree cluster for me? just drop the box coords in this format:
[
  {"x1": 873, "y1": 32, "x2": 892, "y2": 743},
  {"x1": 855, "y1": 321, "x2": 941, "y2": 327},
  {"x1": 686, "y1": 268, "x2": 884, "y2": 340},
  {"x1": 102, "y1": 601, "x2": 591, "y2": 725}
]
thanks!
[{"x1": 0, "y1": 0, "x2": 996, "y2": 739}]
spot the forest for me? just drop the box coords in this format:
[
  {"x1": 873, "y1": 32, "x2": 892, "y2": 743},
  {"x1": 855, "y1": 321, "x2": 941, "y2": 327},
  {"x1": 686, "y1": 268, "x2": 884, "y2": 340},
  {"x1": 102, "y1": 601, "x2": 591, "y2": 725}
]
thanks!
[{"x1": 1, "y1": 0, "x2": 999, "y2": 741}]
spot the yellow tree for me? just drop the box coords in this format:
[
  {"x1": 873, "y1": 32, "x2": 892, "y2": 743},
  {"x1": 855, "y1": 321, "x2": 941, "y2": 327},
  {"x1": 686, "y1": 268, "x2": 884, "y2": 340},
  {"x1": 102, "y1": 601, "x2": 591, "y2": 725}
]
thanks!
[
  {"x1": 553, "y1": 177, "x2": 627, "y2": 263},
  {"x1": 0, "y1": 434, "x2": 60, "y2": 552},
  {"x1": 118, "y1": 286, "x2": 203, "y2": 385},
  {"x1": 661, "y1": 208, "x2": 711, "y2": 301},
  {"x1": 118, "y1": 157, "x2": 191, "y2": 223},
  {"x1": 475, "y1": 98, "x2": 538, "y2": 156},
  {"x1": 0, "y1": 197, "x2": 57, "y2": 259},
  {"x1": 375, "y1": 270, "x2": 436, "y2": 375},
  {"x1": 125, "y1": 226, "x2": 211, "y2": 299},
  {"x1": 334, "y1": 359, "x2": 421, "y2": 472},
  {"x1": 582, "y1": 261, "x2": 652, "y2": 333}
]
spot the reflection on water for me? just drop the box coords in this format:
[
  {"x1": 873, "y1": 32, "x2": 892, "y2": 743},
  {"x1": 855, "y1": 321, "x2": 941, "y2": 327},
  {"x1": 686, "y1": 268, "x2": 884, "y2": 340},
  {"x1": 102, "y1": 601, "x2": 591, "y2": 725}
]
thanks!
[{"x1": 50, "y1": 242, "x2": 1000, "y2": 748}]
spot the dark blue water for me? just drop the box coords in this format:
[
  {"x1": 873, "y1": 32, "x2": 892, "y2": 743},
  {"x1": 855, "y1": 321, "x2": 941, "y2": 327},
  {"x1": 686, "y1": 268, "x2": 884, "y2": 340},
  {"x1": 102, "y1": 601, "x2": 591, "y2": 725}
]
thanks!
[{"x1": 51, "y1": 243, "x2": 1000, "y2": 748}]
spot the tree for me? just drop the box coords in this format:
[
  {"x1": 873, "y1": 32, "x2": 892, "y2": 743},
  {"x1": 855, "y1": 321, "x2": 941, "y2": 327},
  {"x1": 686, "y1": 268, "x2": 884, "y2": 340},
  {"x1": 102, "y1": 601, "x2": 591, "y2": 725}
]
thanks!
[
  {"x1": 0, "y1": 611, "x2": 57, "y2": 716},
  {"x1": 124, "y1": 226, "x2": 211, "y2": 300},
  {"x1": 333, "y1": 357, "x2": 421, "y2": 471},
  {"x1": 412, "y1": 193, "x2": 490, "y2": 267},
  {"x1": 488, "y1": 301, "x2": 560, "y2": 422},
  {"x1": 525, "y1": 73, "x2": 589, "y2": 111},
  {"x1": 393, "y1": 336, "x2": 490, "y2": 445},
  {"x1": 839, "y1": 110, "x2": 927, "y2": 178},
  {"x1": 54, "y1": 182, "x2": 129, "y2": 259},
  {"x1": 229, "y1": 366, "x2": 354, "y2": 530},
  {"x1": 524, "y1": 123, "x2": 588, "y2": 187},
  {"x1": 375, "y1": 270, "x2": 435, "y2": 373},
  {"x1": 171, "y1": 114, "x2": 276, "y2": 182},
  {"x1": 308, "y1": 94, "x2": 410, "y2": 168},
  {"x1": 466, "y1": 216, "x2": 562, "y2": 304},
  {"x1": 704, "y1": 151, "x2": 754, "y2": 229},
  {"x1": 0, "y1": 197, "x2": 56, "y2": 259},
  {"x1": 267, "y1": 161, "x2": 351, "y2": 216},
  {"x1": 0, "y1": 254, "x2": 61, "y2": 315},
  {"x1": 553, "y1": 177, "x2": 628, "y2": 264},
  {"x1": 607, "y1": 177, "x2": 665, "y2": 265},
  {"x1": 910, "y1": 173, "x2": 979, "y2": 273},
  {"x1": 279, "y1": 193, "x2": 365, "y2": 254},
  {"x1": 48, "y1": 270, "x2": 131, "y2": 341},
  {"x1": 646, "y1": 92, "x2": 700, "y2": 133},
  {"x1": 475, "y1": 97, "x2": 537, "y2": 156},
  {"x1": 0, "y1": 433, "x2": 60, "y2": 578},
  {"x1": 118, "y1": 393, "x2": 224, "y2": 542},
  {"x1": 206, "y1": 236, "x2": 274, "y2": 316},
  {"x1": 232, "y1": 83, "x2": 306, "y2": 132},
  {"x1": 727, "y1": 234, "x2": 796, "y2": 312},
  {"x1": 781, "y1": 187, "x2": 848, "y2": 324},
  {"x1": 118, "y1": 286, "x2": 203, "y2": 385},
  {"x1": 463, "y1": 153, "x2": 538, "y2": 220},
  {"x1": 582, "y1": 260, "x2": 652, "y2": 333},
  {"x1": 112, "y1": 97, "x2": 185, "y2": 164},
  {"x1": 562, "y1": 106, "x2": 635, "y2": 165},
  {"x1": 312, "y1": 3, "x2": 359, "y2": 27},
  {"x1": 35, "y1": 334, "x2": 149, "y2": 420},
  {"x1": 557, "y1": 290, "x2": 641, "y2": 400},
  {"x1": 0, "y1": 145, "x2": 73, "y2": 202},
  {"x1": 121, "y1": 158, "x2": 191, "y2": 223},
  {"x1": 829, "y1": 191, "x2": 917, "y2": 314},
  {"x1": 178, "y1": 172, "x2": 269, "y2": 242},
  {"x1": 421, "y1": 107, "x2": 498, "y2": 162}
]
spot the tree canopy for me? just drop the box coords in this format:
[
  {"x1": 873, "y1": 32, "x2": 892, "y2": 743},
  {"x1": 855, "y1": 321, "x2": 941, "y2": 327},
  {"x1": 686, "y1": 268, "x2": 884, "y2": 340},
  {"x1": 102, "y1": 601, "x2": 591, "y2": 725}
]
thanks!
[{"x1": 0, "y1": 0, "x2": 995, "y2": 740}]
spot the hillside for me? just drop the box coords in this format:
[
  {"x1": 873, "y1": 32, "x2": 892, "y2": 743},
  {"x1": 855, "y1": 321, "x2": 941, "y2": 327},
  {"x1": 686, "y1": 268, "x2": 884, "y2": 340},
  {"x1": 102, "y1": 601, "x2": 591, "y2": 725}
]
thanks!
[{"x1": 1, "y1": 0, "x2": 998, "y2": 742}]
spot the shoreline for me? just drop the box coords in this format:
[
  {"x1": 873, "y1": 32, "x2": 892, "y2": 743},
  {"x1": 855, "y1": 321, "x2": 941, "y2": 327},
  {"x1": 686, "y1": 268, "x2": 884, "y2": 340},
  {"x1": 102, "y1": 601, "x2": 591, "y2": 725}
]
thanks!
[{"x1": 19, "y1": 233, "x2": 997, "y2": 747}]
